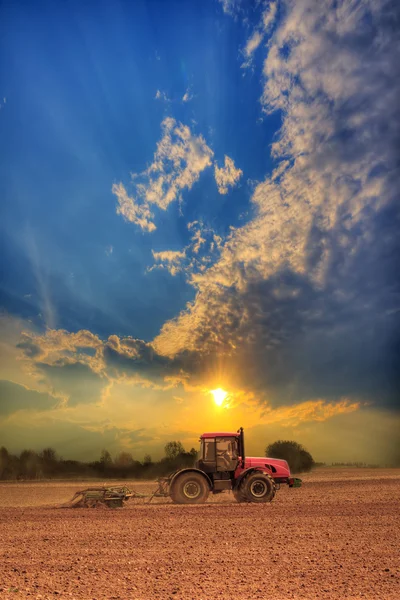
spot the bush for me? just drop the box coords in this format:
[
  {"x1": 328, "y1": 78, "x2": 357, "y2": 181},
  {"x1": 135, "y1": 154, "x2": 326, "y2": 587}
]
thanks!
[{"x1": 265, "y1": 440, "x2": 315, "y2": 474}]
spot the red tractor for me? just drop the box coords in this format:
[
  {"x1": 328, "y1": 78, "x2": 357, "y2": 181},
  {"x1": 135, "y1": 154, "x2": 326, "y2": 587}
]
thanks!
[{"x1": 156, "y1": 428, "x2": 302, "y2": 504}]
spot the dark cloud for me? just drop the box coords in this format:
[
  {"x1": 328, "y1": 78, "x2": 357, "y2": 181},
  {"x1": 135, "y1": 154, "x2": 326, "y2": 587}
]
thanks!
[
  {"x1": 0, "y1": 380, "x2": 57, "y2": 415},
  {"x1": 16, "y1": 339, "x2": 42, "y2": 358},
  {"x1": 37, "y1": 362, "x2": 106, "y2": 406}
]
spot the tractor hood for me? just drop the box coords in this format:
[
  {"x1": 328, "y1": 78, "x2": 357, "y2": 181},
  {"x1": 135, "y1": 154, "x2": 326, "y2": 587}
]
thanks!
[{"x1": 244, "y1": 457, "x2": 291, "y2": 478}]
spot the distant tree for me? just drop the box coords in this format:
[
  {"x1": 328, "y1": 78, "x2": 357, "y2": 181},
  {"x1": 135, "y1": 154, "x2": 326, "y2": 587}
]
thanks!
[
  {"x1": 143, "y1": 454, "x2": 152, "y2": 465},
  {"x1": 98, "y1": 449, "x2": 113, "y2": 475},
  {"x1": 39, "y1": 447, "x2": 59, "y2": 477},
  {"x1": 0, "y1": 447, "x2": 10, "y2": 479},
  {"x1": 114, "y1": 452, "x2": 134, "y2": 469},
  {"x1": 265, "y1": 440, "x2": 315, "y2": 473},
  {"x1": 20, "y1": 450, "x2": 41, "y2": 479},
  {"x1": 189, "y1": 448, "x2": 198, "y2": 458},
  {"x1": 164, "y1": 441, "x2": 185, "y2": 460},
  {"x1": 40, "y1": 447, "x2": 57, "y2": 463},
  {"x1": 100, "y1": 449, "x2": 113, "y2": 467}
]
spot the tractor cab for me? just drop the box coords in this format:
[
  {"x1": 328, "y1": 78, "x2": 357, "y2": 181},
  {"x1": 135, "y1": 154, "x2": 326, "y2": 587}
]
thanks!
[{"x1": 196, "y1": 430, "x2": 243, "y2": 474}]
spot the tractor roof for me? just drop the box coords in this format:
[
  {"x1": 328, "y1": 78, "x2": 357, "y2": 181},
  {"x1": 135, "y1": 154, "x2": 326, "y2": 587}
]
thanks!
[{"x1": 200, "y1": 432, "x2": 239, "y2": 439}]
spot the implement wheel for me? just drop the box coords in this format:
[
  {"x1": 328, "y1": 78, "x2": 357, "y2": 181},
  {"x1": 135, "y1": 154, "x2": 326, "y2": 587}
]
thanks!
[
  {"x1": 171, "y1": 472, "x2": 209, "y2": 504},
  {"x1": 242, "y1": 472, "x2": 276, "y2": 503}
]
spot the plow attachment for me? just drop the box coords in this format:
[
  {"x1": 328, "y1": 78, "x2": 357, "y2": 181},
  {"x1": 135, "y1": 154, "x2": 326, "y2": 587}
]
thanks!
[
  {"x1": 57, "y1": 478, "x2": 172, "y2": 509},
  {"x1": 57, "y1": 486, "x2": 144, "y2": 508}
]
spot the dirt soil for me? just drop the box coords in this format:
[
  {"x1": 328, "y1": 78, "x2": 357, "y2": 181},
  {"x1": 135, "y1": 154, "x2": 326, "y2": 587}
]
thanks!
[{"x1": 0, "y1": 468, "x2": 399, "y2": 600}]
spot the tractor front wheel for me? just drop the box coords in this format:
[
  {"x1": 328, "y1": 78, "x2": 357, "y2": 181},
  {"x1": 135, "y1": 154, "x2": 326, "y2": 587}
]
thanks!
[
  {"x1": 242, "y1": 472, "x2": 276, "y2": 503},
  {"x1": 171, "y1": 472, "x2": 209, "y2": 504}
]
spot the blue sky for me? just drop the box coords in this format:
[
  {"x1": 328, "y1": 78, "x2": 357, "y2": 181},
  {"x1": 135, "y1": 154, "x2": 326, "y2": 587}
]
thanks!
[
  {"x1": 0, "y1": 0, "x2": 399, "y2": 463},
  {"x1": 1, "y1": 0, "x2": 278, "y2": 339}
]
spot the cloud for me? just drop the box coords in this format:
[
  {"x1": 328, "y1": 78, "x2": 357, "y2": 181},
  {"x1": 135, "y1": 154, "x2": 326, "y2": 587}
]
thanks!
[
  {"x1": 0, "y1": 380, "x2": 57, "y2": 416},
  {"x1": 182, "y1": 88, "x2": 193, "y2": 103},
  {"x1": 16, "y1": 326, "x2": 186, "y2": 396},
  {"x1": 148, "y1": 221, "x2": 223, "y2": 278},
  {"x1": 262, "y1": 1, "x2": 277, "y2": 30},
  {"x1": 37, "y1": 362, "x2": 106, "y2": 407},
  {"x1": 243, "y1": 31, "x2": 263, "y2": 61},
  {"x1": 14, "y1": 0, "x2": 400, "y2": 428},
  {"x1": 112, "y1": 182, "x2": 156, "y2": 232},
  {"x1": 259, "y1": 397, "x2": 361, "y2": 427},
  {"x1": 219, "y1": 0, "x2": 241, "y2": 17},
  {"x1": 152, "y1": 0, "x2": 400, "y2": 409},
  {"x1": 214, "y1": 155, "x2": 243, "y2": 194},
  {"x1": 151, "y1": 249, "x2": 186, "y2": 276},
  {"x1": 241, "y1": 3, "x2": 277, "y2": 68},
  {"x1": 17, "y1": 328, "x2": 103, "y2": 368},
  {"x1": 155, "y1": 89, "x2": 170, "y2": 102},
  {"x1": 113, "y1": 118, "x2": 214, "y2": 231}
]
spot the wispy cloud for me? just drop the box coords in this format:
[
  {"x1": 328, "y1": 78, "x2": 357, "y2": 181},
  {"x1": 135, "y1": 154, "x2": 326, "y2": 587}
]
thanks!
[
  {"x1": 244, "y1": 30, "x2": 263, "y2": 58},
  {"x1": 219, "y1": 0, "x2": 241, "y2": 17},
  {"x1": 148, "y1": 221, "x2": 223, "y2": 277},
  {"x1": 182, "y1": 88, "x2": 193, "y2": 103},
  {"x1": 113, "y1": 118, "x2": 214, "y2": 231},
  {"x1": 155, "y1": 89, "x2": 170, "y2": 102},
  {"x1": 241, "y1": 2, "x2": 277, "y2": 68},
  {"x1": 151, "y1": 249, "x2": 186, "y2": 276},
  {"x1": 112, "y1": 182, "x2": 156, "y2": 232},
  {"x1": 214, "y1": 155, "x2": 243, "y2": 194}
]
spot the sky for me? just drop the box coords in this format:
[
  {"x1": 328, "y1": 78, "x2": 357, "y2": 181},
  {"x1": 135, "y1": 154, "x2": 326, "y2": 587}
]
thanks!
[{"x1": 0, "y1": 0, "x2": 399, "y2": 465}]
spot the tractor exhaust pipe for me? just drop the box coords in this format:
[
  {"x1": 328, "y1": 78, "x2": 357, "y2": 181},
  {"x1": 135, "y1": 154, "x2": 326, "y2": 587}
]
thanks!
[{"x1": 237, "y1": 427, "x2": 245, "y2": 467}]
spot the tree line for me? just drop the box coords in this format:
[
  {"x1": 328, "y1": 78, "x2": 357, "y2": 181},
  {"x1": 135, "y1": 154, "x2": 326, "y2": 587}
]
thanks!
[{"x1": 0, "y1": 441, "x2": 198, "y2": 481}]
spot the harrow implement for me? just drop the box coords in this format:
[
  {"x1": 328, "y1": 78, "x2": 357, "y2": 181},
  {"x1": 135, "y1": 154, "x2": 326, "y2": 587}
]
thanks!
[
  {"x1": 57, "y1": 486, "x2": 142, "y2": 508},
  {"x1": 58, "y1": 476, "x2": 177, "y2": 509}
]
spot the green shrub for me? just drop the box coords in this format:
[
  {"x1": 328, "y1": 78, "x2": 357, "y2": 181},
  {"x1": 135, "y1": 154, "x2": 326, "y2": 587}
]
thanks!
[{"x1": 265, "y1": 440, "x2": 315, "y2": 473}]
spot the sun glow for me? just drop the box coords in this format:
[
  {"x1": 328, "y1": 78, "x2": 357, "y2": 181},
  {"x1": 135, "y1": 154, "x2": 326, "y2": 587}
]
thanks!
[{"x1": 211, "y1": 388, "x2": 228, "y2": 407}]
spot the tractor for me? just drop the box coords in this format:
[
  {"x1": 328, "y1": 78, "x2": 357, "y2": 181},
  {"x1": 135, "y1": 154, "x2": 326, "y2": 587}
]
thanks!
[
  {"x1": 155, "y1": 427, "x2": 302, "y2": 504},
  {"x1": 59, "y1": 428, "x2": 302, "y2": 508}
]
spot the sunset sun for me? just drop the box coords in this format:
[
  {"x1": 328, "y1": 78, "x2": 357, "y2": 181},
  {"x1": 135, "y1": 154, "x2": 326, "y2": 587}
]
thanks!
[{"x1": 211, "y1": 388, "x2": 228, "y2": 407}]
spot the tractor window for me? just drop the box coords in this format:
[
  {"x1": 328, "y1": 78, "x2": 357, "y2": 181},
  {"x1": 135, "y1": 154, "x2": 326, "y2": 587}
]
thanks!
[
  {"x1": 215, "y1": 437, "x2": 238, "y2": 471},
  {"x1": 203, "y1": 440, "x2": 216, "y2": 462}
]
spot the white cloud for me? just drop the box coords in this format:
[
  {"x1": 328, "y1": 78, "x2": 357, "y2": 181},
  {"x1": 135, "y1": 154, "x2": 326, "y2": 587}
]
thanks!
[
  {"x1": 152, "y1": 0, "x2": 400, "y2": 409},
  {"x1": 214, "y1": 155, "x2": 243, "y2": 194},
  {"x1": 113, "y1": 118, "x2": 214, "y2": 231},
  {"x1": 244, "y1": 31, "x2": 263, "y2": 59},
  {"x1": 112, "y1": 182, "x2": 156, "y2": 232},
  {"x1": 241, "y1": 3, "x2": 277, "y2": 68},
  {"x1": 155, "y1": 89, "x2": 169, "y2": 102},
  {"x1": 262, "y1": 1, "x2": 277, "y2": 31},
  {"x1": 219, "y1": 0, "x2": 241, "y2": 16},
  {"x1": 151, "y1": 249, "x2": 186, "y2": 276},
  {"x1": 148, "y1": 221, "x2": 223, "y2": 278},
  {"x1": 182, "y1": 88, "x2": 193, "y2": 103}
]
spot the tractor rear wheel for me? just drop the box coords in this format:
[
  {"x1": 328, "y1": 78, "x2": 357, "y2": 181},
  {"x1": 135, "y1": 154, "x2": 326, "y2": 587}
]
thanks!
[
  {"x1": 242, "y1": 472, "x2": 276, "y2": 503},
  {"x1": 233, "y1": 487, "x2": 247, "y2": 503},
  {"x1": 171, "y1": 472, "x2": 209, "y2": 504}
]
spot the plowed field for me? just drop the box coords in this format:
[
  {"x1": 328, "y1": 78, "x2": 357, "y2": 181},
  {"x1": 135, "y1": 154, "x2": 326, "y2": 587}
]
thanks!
[{"x1": 1, "y1": 469, "x2": 399, "y2": 600}]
